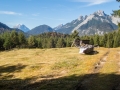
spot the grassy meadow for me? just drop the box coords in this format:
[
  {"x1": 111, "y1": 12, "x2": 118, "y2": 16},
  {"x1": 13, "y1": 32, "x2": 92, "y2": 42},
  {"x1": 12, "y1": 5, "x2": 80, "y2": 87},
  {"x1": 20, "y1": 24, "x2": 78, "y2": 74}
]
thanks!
[{"x1": 0, "y1": 47, "x2": 120, "y2": 90}]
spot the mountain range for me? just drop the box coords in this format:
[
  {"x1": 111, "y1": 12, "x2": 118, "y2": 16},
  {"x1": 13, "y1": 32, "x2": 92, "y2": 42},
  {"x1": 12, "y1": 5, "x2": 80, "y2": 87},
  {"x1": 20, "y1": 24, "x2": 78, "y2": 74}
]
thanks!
[
  {"x1": 0, "y1": 22, "x2": 24, "y2": 34},
  {"x1": 0, "y1": 10, "x2": 120, "y2": 36},
  {"x1": 54, "y1": 10, "x2": 120, "y2": 35}
]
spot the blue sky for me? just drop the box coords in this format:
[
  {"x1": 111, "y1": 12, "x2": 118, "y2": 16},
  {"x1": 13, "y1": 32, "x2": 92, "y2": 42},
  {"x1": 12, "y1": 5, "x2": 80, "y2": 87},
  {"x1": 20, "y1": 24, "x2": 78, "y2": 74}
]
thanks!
[{"x1": 0, "y1": 0, "x2": 119, "y2": 29}]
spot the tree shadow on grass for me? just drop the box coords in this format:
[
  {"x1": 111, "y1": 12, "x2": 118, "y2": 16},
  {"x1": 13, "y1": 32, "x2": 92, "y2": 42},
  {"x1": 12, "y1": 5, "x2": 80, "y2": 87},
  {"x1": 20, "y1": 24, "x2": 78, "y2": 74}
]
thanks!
[
  {"x1": 0, "y1": 64, "x2": 27, "y2": 74},
  {"x1": 0, "y1": 73, "x2": 120, "y2": 90},
  {"x1": 0, "y1": 64, "x2": 27, "y2": 80}
]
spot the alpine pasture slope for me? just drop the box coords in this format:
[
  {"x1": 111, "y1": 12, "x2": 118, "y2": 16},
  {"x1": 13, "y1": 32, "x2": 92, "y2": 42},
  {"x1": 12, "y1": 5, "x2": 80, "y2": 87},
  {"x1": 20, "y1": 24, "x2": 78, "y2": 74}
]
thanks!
[{"x1": 0, "y1": 47, "x2": 120, "y2": 90}]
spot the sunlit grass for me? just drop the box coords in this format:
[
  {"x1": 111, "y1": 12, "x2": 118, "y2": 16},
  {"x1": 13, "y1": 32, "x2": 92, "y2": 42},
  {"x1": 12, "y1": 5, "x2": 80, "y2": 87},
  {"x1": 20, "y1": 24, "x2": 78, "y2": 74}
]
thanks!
[
  {"x1": 0, "y1": 47, "x2": 107, "y2": 77},
  {"x1": 0, "y1": 47, "x2": 119, "y2": 89},
  {"x1": 100, "y1": 48, "x2": 120, "y2": 74},
  {"x1": 86, "y1": 47, "x2": 120, "y2": 90}
]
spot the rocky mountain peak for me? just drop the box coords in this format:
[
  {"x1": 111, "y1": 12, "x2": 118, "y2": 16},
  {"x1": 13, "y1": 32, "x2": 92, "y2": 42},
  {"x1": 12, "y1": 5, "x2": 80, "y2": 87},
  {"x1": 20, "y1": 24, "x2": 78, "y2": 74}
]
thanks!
[
  {"x1": 93, "y1": 10, "x2": 106, "y2": 16},
  {"x1": 78, "y1": 16, "x2": 84, "y2": 21},
  {"x1": 84, "y1": 15, "x2": 88, "y2": 20}
]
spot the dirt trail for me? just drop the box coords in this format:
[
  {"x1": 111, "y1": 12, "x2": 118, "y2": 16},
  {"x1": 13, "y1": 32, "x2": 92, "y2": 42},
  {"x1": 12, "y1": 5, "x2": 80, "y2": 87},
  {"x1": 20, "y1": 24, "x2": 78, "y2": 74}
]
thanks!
[
  {"x1": 74, "y1": 49, "x2": 110, "y2": 90},
  {"x1": 93, "y1": 50, "x2": 109, "y2": 73}
]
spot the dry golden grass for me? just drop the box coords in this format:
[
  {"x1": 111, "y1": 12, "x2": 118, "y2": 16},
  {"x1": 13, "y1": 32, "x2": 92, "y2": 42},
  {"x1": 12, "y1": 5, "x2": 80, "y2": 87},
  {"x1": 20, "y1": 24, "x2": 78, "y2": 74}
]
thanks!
[
  {"x1": 100, "y1": 48, "x2": 120, "y2": 74},
  {"x1": 84, "y1": 48, "x2": 120, "y2": 90},
  {"x1": 0, "y1": 47, "x2": 105, "y2": 78},
  {"x1": 0, "y1": 47, "x2": 119, "y2": 90}
]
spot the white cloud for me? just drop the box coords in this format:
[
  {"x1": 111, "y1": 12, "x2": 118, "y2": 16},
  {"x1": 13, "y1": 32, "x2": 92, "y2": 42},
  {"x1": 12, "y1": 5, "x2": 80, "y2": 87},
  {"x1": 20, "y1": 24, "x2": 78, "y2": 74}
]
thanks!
[
  {"x1": 73, "y1": 0, "x2": 113, "y2": 6},
  {"x1": 0, "y1": 11, "x2": 22, "y2": 15}
]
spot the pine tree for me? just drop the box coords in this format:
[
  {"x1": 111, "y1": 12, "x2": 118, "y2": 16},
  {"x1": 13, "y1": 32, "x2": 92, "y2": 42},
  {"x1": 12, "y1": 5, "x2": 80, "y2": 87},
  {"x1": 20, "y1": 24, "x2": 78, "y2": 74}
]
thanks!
[
  {"x1": 66, "y1": 37, "x2": 71, "y2": 47},
  {"x1": 18, "y1": 32, "x2": 26, "y2": 48},
  {"x1": 37, "y1": 38, "x2": 42, "y2": 48},
  {"x1": 10, "y1": 30, "x2": 19, "y2": 48},
  {"x1": 113, "y1": 30, "x2": 120, "y2": 47},
  {"x1": 56, "y1": 38, "x2": 65, "y2": 48},
  {"x1": 102, "y1": 34, "x2": 108, "y2": 47},
  {"x1": 3, "y1": 32, "x2": 11, "y2": 50},
  {"x1": 113, "y1": 33, "x2": 119, "y2": 47},
  {"x1": 106, "y1": 33, "x2": 114, "y2": 48},
  {"x1": 47, "y1": 37, "x2": 55, "y2": 48},
  {"x1": 3, "y1": 37, "x2": 11, "y2": 50},
  {"x1": 42, "y1": 38, "x2": 47, "y2": 48},
  {"x1": 53, "y1": 37, "x2": 58, "y2": 48},
  {"x1": 89, "y1": 37, "x2": 94, "y2": 45},
  {"x1": 93, "y1": 35, "x2": 99, "y2": 45},
  {"x1": 27, "y1": 35, "x2": 36, "y2": 48},
  {"x1": 0, "y1": 35, "x2": 4, "y2": 50}
]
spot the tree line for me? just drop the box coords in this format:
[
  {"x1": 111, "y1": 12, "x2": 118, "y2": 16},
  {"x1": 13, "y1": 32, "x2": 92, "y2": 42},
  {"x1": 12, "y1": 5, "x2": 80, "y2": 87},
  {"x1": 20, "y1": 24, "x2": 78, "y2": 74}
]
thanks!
[
  {"x1": 0, "y1": 29, "x2": 120, "y2": 51},
  {"x1": 80, "y1": 29, "x2": 120, "y2": 48},
  {"x1": 0, "y1": 31, "x2": 74, "y2": 50}
]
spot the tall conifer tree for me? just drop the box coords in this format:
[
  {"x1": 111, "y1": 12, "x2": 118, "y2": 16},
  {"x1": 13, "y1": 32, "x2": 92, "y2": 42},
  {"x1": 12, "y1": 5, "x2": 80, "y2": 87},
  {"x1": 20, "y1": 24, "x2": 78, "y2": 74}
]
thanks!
[{"x1": 10, "y1": 30, "x2": 19, "y2": 48}]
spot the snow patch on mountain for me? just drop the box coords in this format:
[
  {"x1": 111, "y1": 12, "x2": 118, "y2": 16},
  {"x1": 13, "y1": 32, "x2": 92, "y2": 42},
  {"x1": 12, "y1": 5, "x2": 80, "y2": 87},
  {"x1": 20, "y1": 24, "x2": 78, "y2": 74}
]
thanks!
[{"x1": 13, "y1": 24, "x2": 30, "y2": 32}]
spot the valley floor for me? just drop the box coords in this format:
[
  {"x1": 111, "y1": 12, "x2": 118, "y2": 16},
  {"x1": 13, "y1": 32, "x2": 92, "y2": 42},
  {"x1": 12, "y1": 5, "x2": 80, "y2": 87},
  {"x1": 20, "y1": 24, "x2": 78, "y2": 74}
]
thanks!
[{"x1": 0, "y1": 47, "x2": 120, "y2": 90}]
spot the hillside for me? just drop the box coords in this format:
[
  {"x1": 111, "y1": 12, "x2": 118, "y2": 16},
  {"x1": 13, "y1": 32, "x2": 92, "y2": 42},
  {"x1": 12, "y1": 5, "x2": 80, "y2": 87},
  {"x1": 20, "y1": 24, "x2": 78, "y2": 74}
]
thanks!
[
  {"x1": 0, "y1": 22, "x2": 11, "y2": 33},
  {"x1": 27, "y1": 25, "x2": 54, "y2": 35},
  {"x1": 0, "y1": 47, "x2": 120, "y2": 90}
]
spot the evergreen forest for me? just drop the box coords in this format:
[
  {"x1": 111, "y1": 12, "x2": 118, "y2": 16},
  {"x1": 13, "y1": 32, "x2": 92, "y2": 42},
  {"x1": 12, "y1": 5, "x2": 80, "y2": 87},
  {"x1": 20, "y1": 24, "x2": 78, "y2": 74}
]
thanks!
[{"x1": 0, "y1": 29, "x2": 120, "y2": 51}]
